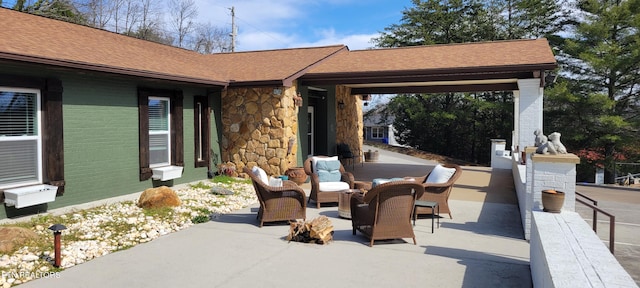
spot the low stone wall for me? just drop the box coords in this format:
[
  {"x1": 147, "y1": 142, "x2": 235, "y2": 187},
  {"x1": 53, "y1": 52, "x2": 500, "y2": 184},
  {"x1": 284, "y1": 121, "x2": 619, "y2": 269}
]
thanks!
[
  {"x1": 513, "y1": 153, "x2": 637, "y2": 287},
  {"x1": 512, "y1": 160, "x2": 528, "y2": 239},
  {"x1": 531, "y1": 211, "x2": 637, "y2": 287}
]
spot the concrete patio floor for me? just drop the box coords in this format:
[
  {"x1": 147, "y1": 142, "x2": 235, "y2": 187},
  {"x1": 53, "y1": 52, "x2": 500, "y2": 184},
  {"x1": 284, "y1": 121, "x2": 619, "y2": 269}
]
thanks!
[{"x1": 21, "y1": 146, "x2": 531, "y2": 288}]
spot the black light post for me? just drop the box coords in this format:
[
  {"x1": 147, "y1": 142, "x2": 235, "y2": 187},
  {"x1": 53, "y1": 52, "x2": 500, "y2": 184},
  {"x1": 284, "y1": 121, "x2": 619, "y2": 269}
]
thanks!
[{"x1": 48, "y1": 224, "x2": 67, "y2": 268}]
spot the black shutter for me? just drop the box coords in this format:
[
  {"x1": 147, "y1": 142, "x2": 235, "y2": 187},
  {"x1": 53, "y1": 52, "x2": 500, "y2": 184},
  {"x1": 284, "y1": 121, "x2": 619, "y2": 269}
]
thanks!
[
  {"x1": 171, "y1": 91, "x2": 184, "y2": 167},
  {"x1": 43, "y1": 79, "x2": 65, "y2": 195},
  {"x1": 193, "y1": 95, "x2": 210, "y2": 168},
  {"x1": 138, "y1": 89, "x2": 152, "y2": 181}
]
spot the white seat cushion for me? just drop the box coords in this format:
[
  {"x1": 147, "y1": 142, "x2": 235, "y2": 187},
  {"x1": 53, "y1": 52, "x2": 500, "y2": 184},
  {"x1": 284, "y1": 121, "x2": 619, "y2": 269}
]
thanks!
[
  {"x1": 425, "y1": 164, "x2": 456, "y2": 184},
  {"x1": 251, "y1": 166, "x2": 269, "y2": 184},
  {"x1": 318, "y1": 181, "x2": 350, "y2": 192}
]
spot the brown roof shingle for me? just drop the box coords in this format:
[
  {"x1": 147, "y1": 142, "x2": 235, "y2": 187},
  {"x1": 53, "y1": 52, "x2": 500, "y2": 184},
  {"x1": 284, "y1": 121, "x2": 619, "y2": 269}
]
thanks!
[
  {"x1": 307, "y1": 39, "x2": 557, "y2": 74},
  {"x1": 0, "y1": 8, "x2": 227, "y2": 86},
  {"x1": 203, "y1": 45, "x2": 346, "y2": 86},
  {"x1": 0, "y1": 8, "x2": 348, "y2": 87}
]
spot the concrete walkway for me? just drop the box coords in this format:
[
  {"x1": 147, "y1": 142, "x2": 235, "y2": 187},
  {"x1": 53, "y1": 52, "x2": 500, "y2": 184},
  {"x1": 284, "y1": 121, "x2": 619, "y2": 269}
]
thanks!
[{"x1": 21, "y1": 146, "x2": 531, "y2": 288}]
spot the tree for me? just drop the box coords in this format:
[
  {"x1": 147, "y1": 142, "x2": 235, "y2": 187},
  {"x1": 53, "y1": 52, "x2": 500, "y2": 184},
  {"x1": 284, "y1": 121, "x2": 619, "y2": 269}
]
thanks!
[
  {"x1": 546, "y1": 0, "x2": 640, "y2": 182},
  {"x1": 192, "y1": 22, "x2": 232, "y2": 54},
  {"x1": 12, "y1": 0, "x2": 86, "y2": 24},
  {"x1": 135, "y1": 0, "x2": 162, "y2": 41},
  {"x1": 372, "y1": 0, "x2": 529, "y2": 164},
  {"x1": 168, "y1": 0, "x2": 198, "y2": 48},
  {"x1": 115, "y1": 0, "x2": 141, "y2": 34},
  {"x1": 372, "y1": 0, "x2": 502, "y2": 47},
  {"x1": 78, "y1": 0, "x2": 114, "y2": 29}
]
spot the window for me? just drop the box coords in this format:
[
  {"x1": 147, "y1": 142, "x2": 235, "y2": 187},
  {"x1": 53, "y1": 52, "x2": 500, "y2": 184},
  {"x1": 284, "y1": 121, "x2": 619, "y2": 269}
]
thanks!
[
  {"x1": 372, "y1": 127, "x2": 384, "y2": 139},
  {"x1": 0, "y1": 76, "x2": 64, "y2": 198},
  {"x1": 149, "y1": 97, "x2": 170, "y2": 167},
  {"x1": 0, "y1": 88, "x2": 42, "y2": 188},
  {"x1": 138, "y1": 88, "x2": 183, "y2": 181},
  {"x1": 193, "y1": 96, "x2": 210, "y2": 168}
]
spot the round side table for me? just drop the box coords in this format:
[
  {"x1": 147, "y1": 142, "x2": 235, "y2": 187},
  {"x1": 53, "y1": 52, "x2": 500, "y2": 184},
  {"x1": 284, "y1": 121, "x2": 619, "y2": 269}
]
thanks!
[{"x1": 337, "y1": 189, "x2": 362, "y2": 219}]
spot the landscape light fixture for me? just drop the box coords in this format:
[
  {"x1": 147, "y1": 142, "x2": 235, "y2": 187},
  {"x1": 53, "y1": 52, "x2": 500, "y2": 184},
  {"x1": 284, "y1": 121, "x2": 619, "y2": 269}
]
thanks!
[
  {"x1": 338, "y1": 100, "x2": 345, "y2": 110},
  {"x1": 48, "y1": 223, "x2": 67, "y2": 268}
]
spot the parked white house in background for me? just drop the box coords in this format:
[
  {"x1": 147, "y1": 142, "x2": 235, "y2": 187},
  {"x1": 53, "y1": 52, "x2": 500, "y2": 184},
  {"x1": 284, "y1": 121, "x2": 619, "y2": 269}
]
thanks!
[{"x1": 363, "y1": 104, "x2": 403, "y2": 146}]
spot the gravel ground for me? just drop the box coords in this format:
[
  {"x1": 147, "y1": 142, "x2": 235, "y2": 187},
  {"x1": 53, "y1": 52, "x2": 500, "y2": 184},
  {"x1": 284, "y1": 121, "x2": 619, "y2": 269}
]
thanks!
[{"x1": 0, "y1": 181, "x2": 257, "y2": 287}]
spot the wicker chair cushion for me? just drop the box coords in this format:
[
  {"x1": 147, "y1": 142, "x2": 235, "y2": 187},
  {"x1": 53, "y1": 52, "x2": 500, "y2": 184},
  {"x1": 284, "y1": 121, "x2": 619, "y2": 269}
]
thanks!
[
  {"x1": 425, "y1": 164, "x2": 456, "y2": 184},
  {"x1": 316, "y1": 160, "x2": 342, "y2": 182},
  {"x1": 372, "y1": 177, "x2": 405, "y2": 187},
  {"x1": 311, "y1": 156, "x2": 339, "y2": 171},
  {"x1": 318, "y1": 181, "x2": 350, "y2": 191},
  {"x1": 252, "y1": 166, "x2": 269, "y2": 184},
  {"x1": 268, "y1": 177, "x2": 283, "y2": 187}
]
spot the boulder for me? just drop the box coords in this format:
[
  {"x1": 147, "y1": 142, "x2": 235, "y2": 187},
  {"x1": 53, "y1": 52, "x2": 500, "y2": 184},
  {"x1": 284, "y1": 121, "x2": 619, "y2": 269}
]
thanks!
[
  {"x1": 0, "y1": 226, "x2": 38, "y2": 253},
  {"x1": 137, "y1": 186, "x2": 181, "y2": 209}
]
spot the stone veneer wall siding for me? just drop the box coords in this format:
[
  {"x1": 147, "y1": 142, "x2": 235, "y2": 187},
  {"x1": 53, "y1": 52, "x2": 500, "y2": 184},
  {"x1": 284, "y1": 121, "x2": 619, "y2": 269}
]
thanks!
[
  {"x1": 221, "y1": 85, "x2": 300, "y2": 177},
  {"x1": 335, "y1": 85, "x2": 364, "y2": 161}
]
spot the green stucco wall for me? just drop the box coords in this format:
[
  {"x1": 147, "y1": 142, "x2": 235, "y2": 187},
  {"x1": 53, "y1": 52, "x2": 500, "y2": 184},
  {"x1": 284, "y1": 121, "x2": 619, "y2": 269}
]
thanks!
[{"x1": 0, "y1": 61, "x2": 222, "y2": 219}]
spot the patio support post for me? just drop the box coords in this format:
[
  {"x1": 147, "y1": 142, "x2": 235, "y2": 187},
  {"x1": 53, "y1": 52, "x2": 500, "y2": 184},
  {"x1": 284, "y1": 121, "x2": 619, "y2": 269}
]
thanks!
[
  {"x1": 514, "y1": 78, "x2": 543, "y2": 240},
  {"x1": 515, "y1": 79, "x2": 543, "y2": 151}
]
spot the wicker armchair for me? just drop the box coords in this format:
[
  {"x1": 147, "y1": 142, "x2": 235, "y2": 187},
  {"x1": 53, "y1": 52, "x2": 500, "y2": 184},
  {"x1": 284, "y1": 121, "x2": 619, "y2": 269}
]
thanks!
[
  {"x1": 411, "y1": 164, "x2": 462, "y2": 219},
  {"x1": 243, "y1": 167, "x2": 306, "y2": 227},
  {"x1": 304, "y1": 156, "x2": 355, "y2": 208},
  {"x1": 350, "y1": 181, "x2": 424, "y2": 247}
]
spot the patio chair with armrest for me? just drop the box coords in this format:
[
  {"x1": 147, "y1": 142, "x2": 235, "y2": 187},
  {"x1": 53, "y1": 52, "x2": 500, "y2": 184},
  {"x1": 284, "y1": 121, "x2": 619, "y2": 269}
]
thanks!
[
  {"x1": 303, "y1": 156, "x2": 355, "y2": 208},
  {"x1": 243, "y1": 166, "x2": 306, "y2": 227},
  {"x1": 410, "y1": 164, "x2": 462, "y2": 219},
  {"x1": 350, "y1": 181, "x2": 425, "y2": 247}
]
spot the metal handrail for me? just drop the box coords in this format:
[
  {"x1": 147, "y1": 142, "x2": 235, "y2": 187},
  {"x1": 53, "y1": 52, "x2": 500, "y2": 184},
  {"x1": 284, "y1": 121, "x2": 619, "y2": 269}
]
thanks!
[{"x1": 576, "y1": 191, "x2": 616, "y2": 254}]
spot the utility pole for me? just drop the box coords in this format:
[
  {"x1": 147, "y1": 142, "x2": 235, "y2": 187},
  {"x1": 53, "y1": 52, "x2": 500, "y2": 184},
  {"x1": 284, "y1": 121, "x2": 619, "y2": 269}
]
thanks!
[{"x1": 229, "y1": 6, "x2": 236, "y2": 52}]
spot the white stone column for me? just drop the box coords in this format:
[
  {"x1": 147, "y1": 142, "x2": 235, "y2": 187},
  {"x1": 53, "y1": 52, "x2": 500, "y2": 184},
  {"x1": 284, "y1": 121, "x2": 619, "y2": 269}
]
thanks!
[
  {"x1": 513, "y1": 90, "x2": 520, "y2": 151},
  {"x1": 490, "y1": 139, "x2": 507, "y2": 169},
  {"x1": 515, "y1": 79, "x2": 543, "y2": 150},
  {"x1": 523, "y1": 153, "x2": 580, "y2": 239}
]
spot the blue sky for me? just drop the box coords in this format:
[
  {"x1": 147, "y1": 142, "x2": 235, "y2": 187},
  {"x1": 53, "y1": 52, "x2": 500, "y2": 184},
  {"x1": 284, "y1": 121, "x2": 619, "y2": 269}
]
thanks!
[
  {"x1": 196, "y1": 0, "x2": 414, "y2": 51},
  {"x1": 1, "y1": 0, "x2": 414, "y2": 51}
]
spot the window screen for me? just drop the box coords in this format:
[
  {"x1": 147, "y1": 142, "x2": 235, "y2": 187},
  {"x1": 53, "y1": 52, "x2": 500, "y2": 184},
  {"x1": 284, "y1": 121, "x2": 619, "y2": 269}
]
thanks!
[{"x1": 0, "y1": 88, "x2": 41, "y2": 187}]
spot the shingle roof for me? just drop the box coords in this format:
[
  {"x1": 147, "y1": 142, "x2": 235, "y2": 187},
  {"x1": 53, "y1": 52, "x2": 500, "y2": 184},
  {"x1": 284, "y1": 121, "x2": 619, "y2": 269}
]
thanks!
[
  {"x1": 204, "y1": 45, "x2": 347, "y2": 86},
  {"x1": 307, "y1": 39, "x2": 557, "y2": 74},
  {"x1": 0, "y1": 8, "x2": 227, "y2": 86},
  {"x1": 0, "y1": 8, "x2": 346, "y2": 87},
  {"x1": 0, "y1": 8, "x2": 557, "y2": 91}
]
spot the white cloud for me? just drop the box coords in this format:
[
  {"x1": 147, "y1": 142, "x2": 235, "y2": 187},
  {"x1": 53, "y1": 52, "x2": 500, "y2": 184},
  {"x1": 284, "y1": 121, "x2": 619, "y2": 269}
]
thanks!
[
  {"x1": 188, "y1": 0, "x2": 414, "y2": 52},
  {"x1": 292, "y1": 28, "x2": 377, "y2": 50},
  {"x1": 192, "y1": 0, "x2": 383, "y2": 51}
]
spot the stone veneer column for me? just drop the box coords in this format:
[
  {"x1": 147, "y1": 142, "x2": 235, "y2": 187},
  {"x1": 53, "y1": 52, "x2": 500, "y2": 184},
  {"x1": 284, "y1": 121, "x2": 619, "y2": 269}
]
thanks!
[
  {"x1": 335, "y1": 85, "x2": 364, "y2": 162},
  {"x1": 524, "y1": 153, "x2": 580, "y2": 239},
  {"x1": 515, "y1": 79, "x2": 543, "y2": 150},
  {"x1": 221, "y1": 85, "x2": 300, "y2": 177}
]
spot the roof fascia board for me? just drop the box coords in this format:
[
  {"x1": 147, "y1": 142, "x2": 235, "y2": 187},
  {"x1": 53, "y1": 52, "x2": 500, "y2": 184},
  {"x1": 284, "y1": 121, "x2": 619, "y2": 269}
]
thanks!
[
  {"x1": 351, "y1": 82, "x2": 519, "y2": 95},
  {"x1": 302, "y1": 71, "x2": 538, "y2": 87},
  {"x1": 227, "y1": 80, "x2": 285, "y2": 87},
  {"x1": 0, "y1": 52, "x2": 228, "y2": 87},
  {"x1": 303, "y1": 63, "x2": 557, "y2": 81}
]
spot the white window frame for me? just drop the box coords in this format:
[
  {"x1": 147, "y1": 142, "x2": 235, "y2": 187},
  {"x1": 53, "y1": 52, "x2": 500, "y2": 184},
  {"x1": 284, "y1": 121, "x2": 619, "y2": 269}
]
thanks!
[
  {"x1": 148, "y1": 96, "x2": 171, "y2": 168},
  {"x1": 0, "y1": 87, "x2": 42, "y2": 189},
  {"x1": 371, "y1": 127, "x2": 384, "y2": 139},
  {"x1": 196, "y1": 101, "x2": 204, "y2": 161}
]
